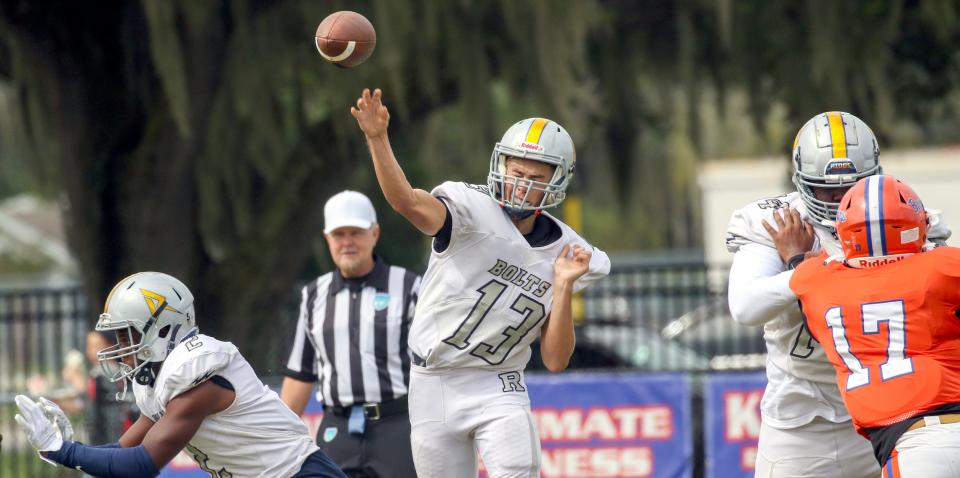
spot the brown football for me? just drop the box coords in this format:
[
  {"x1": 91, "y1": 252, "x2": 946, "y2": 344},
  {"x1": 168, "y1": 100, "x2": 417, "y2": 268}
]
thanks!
[{"x1": 315, "y1": 11, "x2": 376, "y2": 68}]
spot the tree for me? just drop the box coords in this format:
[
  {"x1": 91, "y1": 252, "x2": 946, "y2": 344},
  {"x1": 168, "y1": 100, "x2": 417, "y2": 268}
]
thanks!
[{"x1": 2, "y1": 0, "x2": 959, "y2": 367}]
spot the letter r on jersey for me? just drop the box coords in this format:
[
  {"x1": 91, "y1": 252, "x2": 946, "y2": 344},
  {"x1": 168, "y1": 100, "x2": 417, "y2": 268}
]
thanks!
[{"x1": 498, "y1": 371, "x2": 525, "y2": 392}]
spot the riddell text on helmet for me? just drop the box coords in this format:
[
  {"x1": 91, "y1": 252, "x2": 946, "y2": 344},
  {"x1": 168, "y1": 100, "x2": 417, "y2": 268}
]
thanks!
[{"x1": 855, "y1": 256, "x2": 908, "y2": 268}]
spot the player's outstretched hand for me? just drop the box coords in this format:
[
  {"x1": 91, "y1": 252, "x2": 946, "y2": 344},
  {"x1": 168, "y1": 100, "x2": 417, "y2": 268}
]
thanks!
[
  {"x1": 14, "y1": 395, "x2": 63, "y2": 454},
  {"x1": 38, "y1": 397, "x2": 74, "y2": 442},
  {"x1": 762, "y1": 206, "x2": 815, "y2": 263},
  {"x1": 350, "y1": 88, "x2": 390, "y2": 139},
  {"x1": 555, "y1": 244, "x2": 591, "y2": 285}
]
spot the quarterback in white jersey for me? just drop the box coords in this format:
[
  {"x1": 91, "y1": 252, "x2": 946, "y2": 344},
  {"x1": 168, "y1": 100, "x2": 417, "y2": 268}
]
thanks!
[
  {"x1": 352, "y1": 88, "x2": 610, "y2": 478},
  {"x1": 14, "y1": 272, "x2": 346, "y2": 478},
  {"x1": 726, "y1": 112, "x2": 950, "y2": 478},
  {"x1": 411, "y1": 181, "x2": 609, "y2": 372}
]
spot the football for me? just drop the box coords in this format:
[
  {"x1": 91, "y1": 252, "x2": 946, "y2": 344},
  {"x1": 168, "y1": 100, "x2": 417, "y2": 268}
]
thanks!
[{"x1": 314, "y1": 11, "x2": 376, "y2": 68}]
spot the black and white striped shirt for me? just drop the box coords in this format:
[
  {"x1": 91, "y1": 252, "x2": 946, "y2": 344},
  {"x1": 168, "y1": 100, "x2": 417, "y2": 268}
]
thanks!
[{"x1": 284, "y1": 257, "x2": 420, "y2": 407}]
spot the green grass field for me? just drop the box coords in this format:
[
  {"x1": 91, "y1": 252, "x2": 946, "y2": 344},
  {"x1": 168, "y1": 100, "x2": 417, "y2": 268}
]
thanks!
[
  {"x1": 1, "y1": 450, "x2": 82, "y2": 478},
  {"x1": 1, "y1": 401, "x2": 83, "y2": 478}
]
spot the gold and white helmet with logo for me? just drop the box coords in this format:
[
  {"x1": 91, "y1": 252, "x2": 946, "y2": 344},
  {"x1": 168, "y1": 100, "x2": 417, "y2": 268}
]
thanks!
[
  {"x1": 792, "y1": 111, "x2": 881, "y2": 229},
  {"x1": 487, "y1": 117, "x2": 576, "y2": 211},
  {"x1": 95, "y1": 272, "x2": 197, "y2": 386}
]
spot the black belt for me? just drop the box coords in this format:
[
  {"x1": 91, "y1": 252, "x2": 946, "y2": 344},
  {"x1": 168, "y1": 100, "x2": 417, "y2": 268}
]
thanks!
[{"x1": 324, "y1": 395, "x2": 408, "y2": 421}]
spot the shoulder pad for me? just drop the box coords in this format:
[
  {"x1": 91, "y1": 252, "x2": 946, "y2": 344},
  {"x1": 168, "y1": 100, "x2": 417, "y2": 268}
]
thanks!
[
  {"x1": 575, "y1": 246, "x2": 611, "y2": 293},
  {"x1": 726, "y1": 193, "x2": 801, "y2": 252},
  {"x1": 431, "y1": 181, "x2": 494, "y2": 234},
  {"x1": 551, "y1": 219, "x2": 612, "y2": 292},
  {"x1": 925, "y1": 246, "x2": 960, "y2": 278},
  {"x1": 926, "y1": 209, "x2": 952, "y2": 244},
  {"x1": 431, "y1": 181, "x2": 488, "y2": 201},
  {"x1": 462, "y1": 182, "x2": 490, "y2": 195},
  {"x1": 154, "y1": 335, "x2": 237, "y2": 406}
]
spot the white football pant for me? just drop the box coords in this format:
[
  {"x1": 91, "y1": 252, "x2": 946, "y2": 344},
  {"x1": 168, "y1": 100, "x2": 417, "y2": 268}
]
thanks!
[
  {"x1": 408, "y1": 367, "x2": 540, "y2": 478},
  {"x1": 755, "y1": 417, "x2": 880, "y2": 478},
  {"x1": 882, "y1": 422, "x2": 960, "y2": 477}
]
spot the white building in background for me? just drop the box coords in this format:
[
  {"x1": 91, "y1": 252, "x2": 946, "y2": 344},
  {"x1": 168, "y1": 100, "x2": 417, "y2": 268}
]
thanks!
[
  {"x1": 698, "y1": 146, "x2": 960, "y2": 266},
  {"x1": 0, "y1": 194, "x2": 77, "y2": 285}
]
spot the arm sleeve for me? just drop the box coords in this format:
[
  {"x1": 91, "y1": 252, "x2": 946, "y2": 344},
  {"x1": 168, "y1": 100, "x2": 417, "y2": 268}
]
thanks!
[
  {"x1": 284, "y1": 285, "x2": 319, "y2": 382},
  {"x1": 727, "y1": 242, "x2": 797, "y2": 326},
  {"x1": 47, "y1": 441, "x2": 159, "y2": 478},
  {"x1": 92, "y1": 442, "x2": 121, "y2": 449}
]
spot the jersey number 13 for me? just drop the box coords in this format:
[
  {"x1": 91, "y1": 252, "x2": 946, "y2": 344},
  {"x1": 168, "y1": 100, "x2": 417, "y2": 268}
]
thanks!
[{"x1": 443, "y1": 279, "x2": 546, "y2": 365}]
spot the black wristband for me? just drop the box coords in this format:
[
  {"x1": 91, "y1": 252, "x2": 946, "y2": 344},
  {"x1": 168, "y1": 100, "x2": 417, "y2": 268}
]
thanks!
[{"x1": 786, "y1": 253, "x2": 806, "y2": 270}]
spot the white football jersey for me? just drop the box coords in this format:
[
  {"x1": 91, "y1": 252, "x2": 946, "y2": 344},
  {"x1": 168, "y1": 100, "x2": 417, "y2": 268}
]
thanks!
[
  {"x1": 409, "y1": 182, "x2": 611, "y2": 372},
  {"x1": 728, "y1": 193, "x2": 838, "y2": 382},
  {"x1": 133, "y1": 333, "x2": 319, "y2": 478},
  {"x1": 726, "y1": 191, "x2": 951, "y2": 427},
  {"x1": 727, "y1": 192, "x2": 951, "y2": 254}
]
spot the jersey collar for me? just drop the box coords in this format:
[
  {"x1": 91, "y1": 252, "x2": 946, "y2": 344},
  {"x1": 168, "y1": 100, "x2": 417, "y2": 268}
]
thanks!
[{"x1": 329, "y1": 255, "x2": 390, "y2": 295}]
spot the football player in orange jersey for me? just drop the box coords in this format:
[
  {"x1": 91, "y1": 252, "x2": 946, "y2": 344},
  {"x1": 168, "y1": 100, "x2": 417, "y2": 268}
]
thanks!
[{"x1": 789, "y1": 175, "x2": 960, "y2": 478}]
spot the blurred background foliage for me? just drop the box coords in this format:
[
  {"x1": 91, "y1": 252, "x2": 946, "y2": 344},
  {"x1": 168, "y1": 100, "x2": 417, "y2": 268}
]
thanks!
[{"x1": 1, "y1": 0, "x2": 959, "y2": 359}]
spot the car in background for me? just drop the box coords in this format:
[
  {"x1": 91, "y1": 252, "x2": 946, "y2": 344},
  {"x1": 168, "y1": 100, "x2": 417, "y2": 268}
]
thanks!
[{"x1": 548, "y1": 252, "x2": 767, "y2": 372}]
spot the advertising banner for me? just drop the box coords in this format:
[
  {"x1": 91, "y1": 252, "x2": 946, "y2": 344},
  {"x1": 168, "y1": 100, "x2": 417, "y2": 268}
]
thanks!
[
  {"x1": 160, "y1": 372, "x2": 697, "y2": 477},
  {"x1": 703, "y1": 372, "x2": 766, "y2": 478},
  {"x1": 523, "y1": 372, "x2": 692, "y2": 478}
]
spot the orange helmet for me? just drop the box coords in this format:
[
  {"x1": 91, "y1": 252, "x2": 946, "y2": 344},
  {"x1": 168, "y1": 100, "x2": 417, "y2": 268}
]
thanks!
[{"x1": 836, "y1": 175, "x2": 927, "y2": 268}]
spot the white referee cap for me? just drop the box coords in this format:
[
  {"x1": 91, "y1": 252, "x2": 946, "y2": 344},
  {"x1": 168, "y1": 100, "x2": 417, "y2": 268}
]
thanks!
[{"x1": 324, "y1": 190, "x2": 377, "y2": 234}]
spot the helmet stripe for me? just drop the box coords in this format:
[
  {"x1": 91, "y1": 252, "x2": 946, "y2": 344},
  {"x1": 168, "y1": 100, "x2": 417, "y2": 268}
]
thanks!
[
  {"x1": 865, "y1": 176, "x2": 873, "y2": 256},
  {"x1": 826, "y1": 111, "x2": 847, "y2": 159},
  {"x1": 878, "y1": 177, "x2": 887, "y2": 255},
  {"x1": 524, "y1": 118, "x2": 549, "y2": 144},
  {"x1": 865, "y1": 176, "x2": 885, "y2": 256}
]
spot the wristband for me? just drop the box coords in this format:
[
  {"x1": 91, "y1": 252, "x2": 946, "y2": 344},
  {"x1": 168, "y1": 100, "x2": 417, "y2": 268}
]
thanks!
[{"x1": 786, "y1": 253, "x2": 806, "y2": 270}]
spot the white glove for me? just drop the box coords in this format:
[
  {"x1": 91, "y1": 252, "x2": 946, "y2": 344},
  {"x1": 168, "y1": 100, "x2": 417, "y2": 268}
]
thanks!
[
  {"x1": 38, "y1": 397, "x2": 74, "y2": 442},
  {"x1": 14, "y1": 395, "x2": 63, "y2": 454}
]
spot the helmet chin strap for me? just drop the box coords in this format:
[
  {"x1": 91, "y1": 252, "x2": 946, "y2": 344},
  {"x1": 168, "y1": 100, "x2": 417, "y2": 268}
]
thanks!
[
  {"x1": 116, "y1": 362, "x2": 160, "y2": 400},
  {"x1": 128, "y1": 300, "x2": 168, "y2": 388},
  {"x1": 122, "y1": 327, "x2": 199, "y2": 397},
  {"x1": 504, "y1": 207, "x2": 538, "y2": 220}
]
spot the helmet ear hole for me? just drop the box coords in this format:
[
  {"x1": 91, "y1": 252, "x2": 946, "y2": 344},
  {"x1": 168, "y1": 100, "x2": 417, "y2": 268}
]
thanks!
[{"x1": 158, "y1": 325, "x2": 171, "y2": 339}]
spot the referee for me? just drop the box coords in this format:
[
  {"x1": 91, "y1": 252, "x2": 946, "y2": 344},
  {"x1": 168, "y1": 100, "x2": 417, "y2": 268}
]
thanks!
[{"x1": 281, "y1": 190, "x2": 420, "y2": 478}]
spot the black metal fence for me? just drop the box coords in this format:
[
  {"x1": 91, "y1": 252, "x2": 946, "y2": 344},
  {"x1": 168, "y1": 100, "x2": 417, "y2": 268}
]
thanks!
[
  {"x1": 0, "y1": 287, "x2": 88, "y2": 478},
  {"x1": 0, "y1": 262, "x2": 764, "y2": 477},
  {"x1": 573, "y1": 261, "x2": 764, "y2": 372}
]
